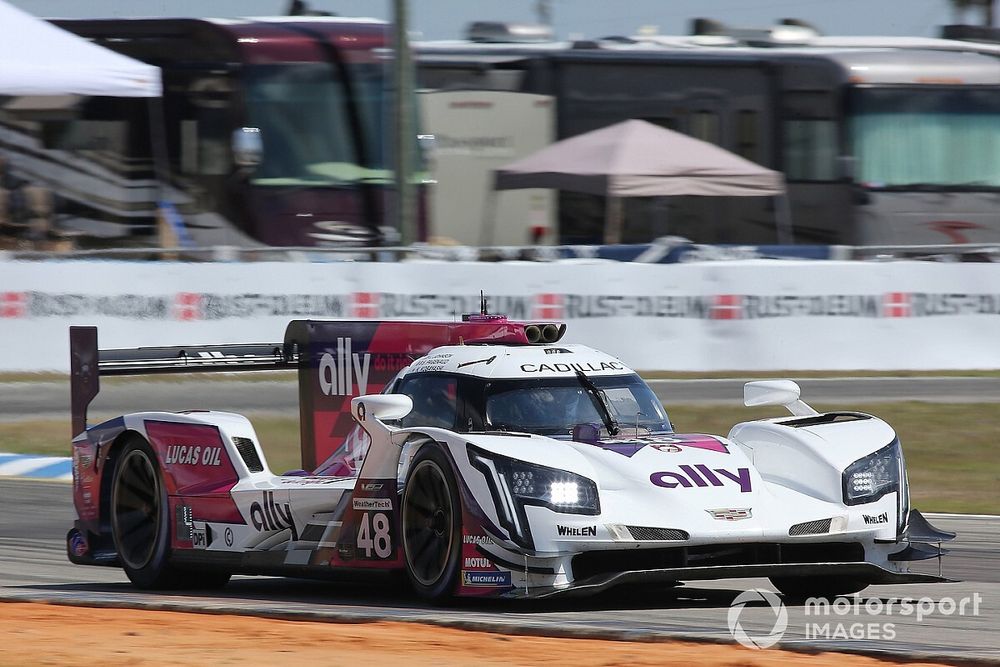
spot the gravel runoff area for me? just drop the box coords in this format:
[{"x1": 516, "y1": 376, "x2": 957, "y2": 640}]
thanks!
[{"x1": 0, "y1": 602, "x2": 960, "y2": 667}]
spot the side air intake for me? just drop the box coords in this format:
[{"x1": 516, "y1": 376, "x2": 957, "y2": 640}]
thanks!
[
  {"x1": 233, "y1": 437, "x2": 263, "y2": 472},
  {"x1": 789, "y1": 518, "x2": 832, "y2": 536},
  {"x1": 626, "y1": 526, "x2": 690, "y2": 541}
]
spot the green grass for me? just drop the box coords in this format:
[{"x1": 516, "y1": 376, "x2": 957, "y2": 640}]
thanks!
[{"x1": 3, "y1": 402, "x2": 997, "y2": 514}]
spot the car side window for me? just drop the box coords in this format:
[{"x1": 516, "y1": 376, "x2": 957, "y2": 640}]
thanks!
[{"x1": 397, "y1": 375, "x2": 458, "y2": 430}]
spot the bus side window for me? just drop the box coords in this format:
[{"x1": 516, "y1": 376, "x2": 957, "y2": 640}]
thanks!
[
  {"x1": 783, "y1": 119, "x2": 837, "y2": 181},
  {"x1": 690, "y1": 110, "x2": 721, "y2": 144},
  {"x1": 736, "y1": 110, "x2": 758, "y2": 163}
]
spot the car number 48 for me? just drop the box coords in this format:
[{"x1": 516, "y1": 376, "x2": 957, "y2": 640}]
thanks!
[{"x1": 357, "y1": 512, "x2": 392, "y2": 558}]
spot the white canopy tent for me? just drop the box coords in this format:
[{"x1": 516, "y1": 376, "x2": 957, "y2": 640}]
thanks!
[
  {"x1": 0, "y1": 0, "x2": 160, "y2": 97},
  {"x1": 0, "y1": 1, "x2": 169, "y2": 245}
]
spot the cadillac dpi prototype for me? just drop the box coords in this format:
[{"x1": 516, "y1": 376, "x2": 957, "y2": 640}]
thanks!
[{"x1": 67, "y1": 316, "x2": 955, "y2": 600}]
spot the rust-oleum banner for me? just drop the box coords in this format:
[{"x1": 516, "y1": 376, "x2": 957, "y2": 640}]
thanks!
[{"x1": 5, "y1": 259, "x2": 1000, "y2": 373}]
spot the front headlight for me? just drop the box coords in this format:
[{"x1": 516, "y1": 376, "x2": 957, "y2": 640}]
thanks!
[
  {"x1": 468, "y1": 445, "x2": 600, "y2": 549},
  {"x1": 842, "y1": 439, "x2": 903, "y2": 506},
  {"x1": 504, "y1": 461, "x2": 600, "y2": 515},
  {"x1": 469, "y1": 446, "x2": 600, "y2": 515}
]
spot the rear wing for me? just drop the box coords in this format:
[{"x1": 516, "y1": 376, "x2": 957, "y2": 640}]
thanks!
[
  {"x1": 69, "y1": 326, "x2": 295, "y2": 437},
  {"x1": 70, "y1": 316, "x2": 565, "y2": 470}
]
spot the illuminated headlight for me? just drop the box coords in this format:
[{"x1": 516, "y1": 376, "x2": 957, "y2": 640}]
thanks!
[
  {"x1": 468, "y1": 446, "x2": 600, "y2": 516},
  {"x1": 842, "y1": 439, "x2": 903, "y2": 506},
  {"x1": 549, "y1": 481, "x2": 579, "y2": 505}
]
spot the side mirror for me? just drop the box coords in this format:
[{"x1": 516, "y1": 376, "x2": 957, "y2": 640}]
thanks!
[
  {"x1": 744, "y1": 380, "x2": 800, "y2": 408},
  {"x1": 744, "y1": 380, "x2": 818, "y2": 416},
  {"x1": 232, "y1": 126, "x2": 263, "y2": 168},
  {"x1": 352, "y1": 394, "x2": 413, "y2": 423}
]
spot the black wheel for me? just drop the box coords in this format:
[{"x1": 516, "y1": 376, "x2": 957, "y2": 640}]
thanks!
[
  {"x1": 401, "y1": 445, "x2": 462, "y2": 601},
  {"x1": 770, "y1": 576, "x2": 868, "y2": 600},
  {"x1": 111, "y1": 437, "x2": 231, "y2": 590}
]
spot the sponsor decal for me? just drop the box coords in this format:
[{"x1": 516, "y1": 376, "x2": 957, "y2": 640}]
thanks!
[
  {"x1": 69, "y1": 531, "x2": 88, "y2": 558},
  {"x1": 463, "y1": 534, "x2": 491, "y2": 545},
  {"x1": 174, "y1": 292, "x2": 202, "y2": 321},
  {"x1": 462, "y1": 570, "x2": 512, "y2": 587},
  {"x1": 352, "y1": 292, "x2": 380, "y2": 318},
  {"x1": 224, "y1": 527, "x2": 234, "y2": 547},
  {"x1": 10, "y1": 289, "x2": 1000, "y2": 322},
  {"x1": 707, "y1": 508, "x2": 753, "y2": 521},
  {"x1": 557, "y1": 525, "x2": 598, "y2": 537},
  {"x1": 883, "y1": 292, "x2": 911, "y2": 318},
  {"x1": 464, "y1": 556, "x2": 493, "y2": 568},
  {"x1": 1, "y1": 292, "x2": 28, "y2": 318},
  {"x1": 520, "y1": 361, "x2": 625, "y2": 373},
  {"x1": 164, "y1": 445, "x2": 222, "y2": 466},
  {"x1": 562, "y1": 294, "x2": 708, "y2": 319},
  {"x1": 318, "y1": 337, "x2": 371, "y2": 396},
  {"x1": 358, "y1": 294, "x2": 529, "y2": 319},
  {"x1": 712, "y1": 294, "x2": 744, "y2": 320},
  {"x1": 411, "y1": 352, "x2": 454, "y2": 372},
  {"x1": 191, "y1": 527, "x2": 208, "y2": 548},
  {"x1": 863, "y1": 512, "x2": 889, "y2": 525},
  {"x1": 651, "y1": 465, "x2": 753, "y2": 493},
  {"x1": 352, "y1": 497, "x2": 393, "y2": 511},
  {"x1": 600, "y1": 435, "x2": 729, "y2": 458},
  {"x1": 249, "y1": 491, "x2": 298, "y2": 540},
  {"x1": 199, "y1": 294, "x2": 342, "y2": 319},
  {"x1": 533, "y1": 293, "x2": 565, "y2": 319},
  {"x1": 360, "y1": 482, "x2": 382, "y2": 491}
]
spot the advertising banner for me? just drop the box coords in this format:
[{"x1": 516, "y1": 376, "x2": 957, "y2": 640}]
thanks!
[{"x1": 1, "y1": 259, "x2": 999, "y2": 371}]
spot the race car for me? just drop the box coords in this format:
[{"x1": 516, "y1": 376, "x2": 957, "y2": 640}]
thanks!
[{"x1": 66, "y1": 314, "x2": 955, "y2": 600}]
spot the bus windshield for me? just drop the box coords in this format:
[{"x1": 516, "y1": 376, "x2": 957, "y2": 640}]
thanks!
[
  {"x1": 849, "y1": 87, "x2": 1000, "y2": 188},
  {"x1": 483, "y1": 374, "x2": 671, "y2": 437},
  {"x1": 244, "y1": 62, "x2": 391, "y2": 186}
]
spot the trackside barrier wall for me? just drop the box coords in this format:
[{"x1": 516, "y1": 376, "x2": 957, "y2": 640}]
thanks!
[{"x1": 2, "y1": 259, "x2": 1000, "y2": 371}]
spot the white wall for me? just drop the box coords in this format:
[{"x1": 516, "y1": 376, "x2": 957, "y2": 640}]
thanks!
[{"x1": 2, "y1": 259, "x2": 999, "y2": 371}]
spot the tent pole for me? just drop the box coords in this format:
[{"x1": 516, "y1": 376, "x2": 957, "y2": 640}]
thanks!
[
  {"x1": 479, "y1": 188, "x2": 499, "y2": 246},
  {"x1": 604, "y1": 195, "x2": 623, "y2": 244},
  {"x1": 145, "y1": 97, "x2": 175, "y2": 249},
  {"x1": 774, "y1": 191, "x2": 795, "y2": 245}
]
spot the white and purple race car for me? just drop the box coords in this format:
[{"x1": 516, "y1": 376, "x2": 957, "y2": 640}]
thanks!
[{"x1": 67, "y1": 314, "x2": 954, "y2": 600}]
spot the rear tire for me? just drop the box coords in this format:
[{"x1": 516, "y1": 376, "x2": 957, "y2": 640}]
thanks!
[
  {"x1": 770, "y1": 576, "x2": 868, "y2": 600},
  {"x1": 111, "y1": 437, "x2": 231, "y2": 590},
  {"x1": 401, "y1": 445, "x2": 462, "y2": 601}
]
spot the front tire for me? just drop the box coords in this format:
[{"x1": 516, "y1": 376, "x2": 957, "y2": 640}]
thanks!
[
  {"x1": 401, "y1": 445, "x2": 462, "y2": 601},
  {"x1": 770, "y1": 576, "x2": 868, "y2": 600}
]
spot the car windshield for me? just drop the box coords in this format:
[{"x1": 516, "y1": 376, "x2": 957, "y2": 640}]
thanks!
[{"x1": 483, "y1": 374, "x2": 671, "y2": 437}]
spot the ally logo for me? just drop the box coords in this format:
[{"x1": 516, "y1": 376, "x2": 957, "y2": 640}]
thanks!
[
  {"x1": 727, "y1": 588, "x2": 788, "y2": 649},
  {"x1": 318, "y1": 337, "x2": 371, "y2": 396}
]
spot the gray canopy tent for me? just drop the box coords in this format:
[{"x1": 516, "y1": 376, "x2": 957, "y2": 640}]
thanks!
[{"x1": 493, "y1": 119, "x2": 792, "y2": 244}]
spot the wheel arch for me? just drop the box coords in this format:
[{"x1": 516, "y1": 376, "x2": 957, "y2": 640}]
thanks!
[{"x1": 99, "y1": 429, "x2": 152, "y2": 535}]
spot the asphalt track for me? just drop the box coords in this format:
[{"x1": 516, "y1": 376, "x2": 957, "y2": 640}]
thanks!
[
  {"x1": 1, "y1": 479, "x2": 997, "y2": 662},
  {"x1": 4, "y1": 376, "x2": 1000, "y2": 422}
]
